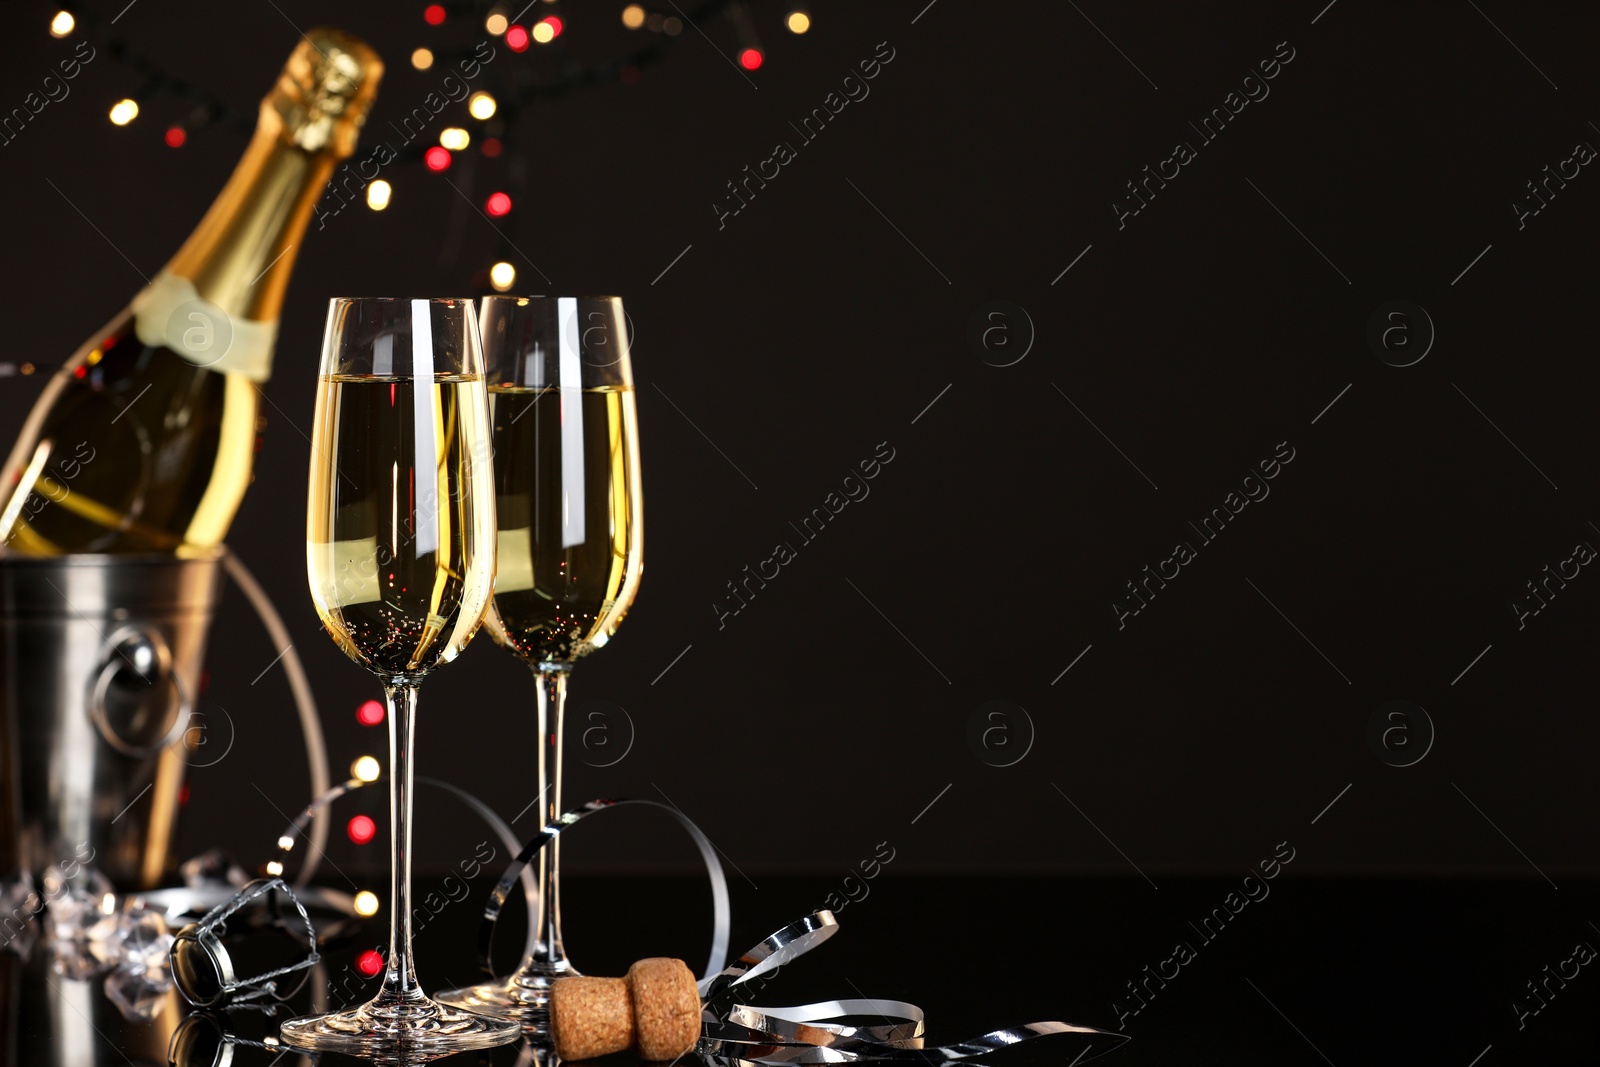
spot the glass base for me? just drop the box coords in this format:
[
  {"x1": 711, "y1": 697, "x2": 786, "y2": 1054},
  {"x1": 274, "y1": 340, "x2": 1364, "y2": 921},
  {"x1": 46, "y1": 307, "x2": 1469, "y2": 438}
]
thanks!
[
  {"x1": 434, "y1": 960, "x2": 579, "y2": 1027},
  {"x1": 278, "y1": 996, "x2": 522, "y2": 1056}
]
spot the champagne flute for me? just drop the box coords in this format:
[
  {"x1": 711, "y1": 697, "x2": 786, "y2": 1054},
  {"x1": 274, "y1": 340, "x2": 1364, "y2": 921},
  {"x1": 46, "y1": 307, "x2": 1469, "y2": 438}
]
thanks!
[
  {"x1": 280, "y1": 298, "x2": 520, "y2": 1055},
  {"x1": 436, "y1": 296, "x2": 643, "y2": 1024}
]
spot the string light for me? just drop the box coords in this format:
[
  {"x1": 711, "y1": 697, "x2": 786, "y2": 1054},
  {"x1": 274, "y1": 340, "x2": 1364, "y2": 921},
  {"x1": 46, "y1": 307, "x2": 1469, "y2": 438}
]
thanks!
[
  {"x1": 353, "y1": 891, "x2": 380, "y2": 917},
  {"x1": 490, "y1": 262, "x2": 516, "y2": 291},
  {"x1": 356, "y1": 699, "x2": 385, "y2": 726},
  {"x1": 347, "y1": 815, "x2": 377, "y2": 845},
  {"x1": 49, "y1": 10, "x2": 75, "y2": 37},
  {"x1": 80, "y1": 0, "x2": 816, "y2": 256},
  {"x1": 356, "y1": 949, "x2": 384, "y2": 977},
  {"x1": 351, "y1": 755, "x2": 382, "y2": 781},
  {"x1": 265, "y1": 860, "x2": 284, "y2": 877},
  {"x1": 485, "y1": 191, "x2": 512, "y2": 216}
]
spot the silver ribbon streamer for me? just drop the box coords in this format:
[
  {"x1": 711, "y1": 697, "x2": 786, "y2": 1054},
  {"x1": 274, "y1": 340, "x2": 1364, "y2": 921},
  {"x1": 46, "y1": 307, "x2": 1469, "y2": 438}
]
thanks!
[
  {"x1": 698, "y1": 915, "x2": 1128, "y2": 1065},
  {"x1": 477, "y1": 798, "x2": 732, "y2": 983}
]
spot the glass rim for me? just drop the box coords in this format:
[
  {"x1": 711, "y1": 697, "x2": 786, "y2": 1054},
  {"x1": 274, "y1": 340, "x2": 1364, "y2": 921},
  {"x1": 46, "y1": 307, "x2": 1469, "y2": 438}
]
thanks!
[
  {"x1": 325, "y1": 296, "x2": 478, "y2": 305},
  {"x1": 479, "y1": 294, "x2": 624, "y2": 302}
]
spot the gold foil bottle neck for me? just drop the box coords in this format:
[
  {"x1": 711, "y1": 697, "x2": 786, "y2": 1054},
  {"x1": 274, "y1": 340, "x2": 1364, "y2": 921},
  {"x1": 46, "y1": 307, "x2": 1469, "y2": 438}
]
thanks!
[{"x1": 264, "y1": 27, "x2": 383, "y2": 157}]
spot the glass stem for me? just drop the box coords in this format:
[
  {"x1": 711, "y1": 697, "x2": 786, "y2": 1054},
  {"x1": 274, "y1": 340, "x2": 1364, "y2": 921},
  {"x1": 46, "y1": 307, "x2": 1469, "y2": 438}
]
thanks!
[
  {"x1": 378, "y1": 682, "x2": 426, "y2": 1008},
  {"x1": 529, "y1": 667, "x2": 570, "y2": 973}
]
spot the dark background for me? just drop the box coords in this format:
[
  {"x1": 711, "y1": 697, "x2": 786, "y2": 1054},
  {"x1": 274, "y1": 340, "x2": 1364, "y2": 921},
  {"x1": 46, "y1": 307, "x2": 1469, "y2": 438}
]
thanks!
[{"x1": 2, "y1": 0, "x2": 1598, "y2": 891}]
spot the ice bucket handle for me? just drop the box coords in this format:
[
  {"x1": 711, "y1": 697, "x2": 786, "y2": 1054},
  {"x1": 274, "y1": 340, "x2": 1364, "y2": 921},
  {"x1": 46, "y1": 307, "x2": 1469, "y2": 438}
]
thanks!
[{"x1": 87, "y1": 623, "x2": 193, "y2": 759}]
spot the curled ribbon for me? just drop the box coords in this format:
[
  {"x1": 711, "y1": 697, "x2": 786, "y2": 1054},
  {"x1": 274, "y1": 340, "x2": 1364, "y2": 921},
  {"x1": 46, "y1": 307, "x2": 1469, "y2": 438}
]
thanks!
[
  {"x1": 698, "y1": 914, "x2": 1127, "y2": 1065},
  {"x1": 477, "y1": 798, "x2": 732, "y2": 983},
  {"x1": 484, "y1": 802, "x2": 1130, "y2": 1065}
]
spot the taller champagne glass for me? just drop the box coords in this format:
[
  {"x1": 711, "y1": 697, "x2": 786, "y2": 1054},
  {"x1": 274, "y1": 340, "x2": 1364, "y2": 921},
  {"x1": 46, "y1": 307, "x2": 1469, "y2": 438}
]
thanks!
[
  {"x1": 437, "y1": 296, "x2": 643, "y2": 1024},
  {"x1": 280, "y1": 298, "x2": 520, "y2": 1055}
]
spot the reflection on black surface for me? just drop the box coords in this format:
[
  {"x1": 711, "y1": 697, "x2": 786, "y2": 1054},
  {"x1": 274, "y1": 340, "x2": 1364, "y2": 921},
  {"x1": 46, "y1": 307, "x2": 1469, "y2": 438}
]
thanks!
[
  {"x1": 16, "y1": 875, "x2": 1600, "y2": 1066},
  {"x1": 166, "y1": 1012, "x2": 550, "y2": 1067}
]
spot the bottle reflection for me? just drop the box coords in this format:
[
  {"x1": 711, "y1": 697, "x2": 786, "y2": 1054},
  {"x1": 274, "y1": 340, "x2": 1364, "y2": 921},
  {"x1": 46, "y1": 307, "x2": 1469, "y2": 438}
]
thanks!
[{"x1": 0, "y1": 949, "x2": 181, "y2": 1067}]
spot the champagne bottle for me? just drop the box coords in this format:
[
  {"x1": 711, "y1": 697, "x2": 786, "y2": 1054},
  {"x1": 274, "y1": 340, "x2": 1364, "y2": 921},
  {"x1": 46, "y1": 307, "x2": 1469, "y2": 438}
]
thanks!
[{"x1": 0, "y1": 29, "x2": 382, "y2": 555}]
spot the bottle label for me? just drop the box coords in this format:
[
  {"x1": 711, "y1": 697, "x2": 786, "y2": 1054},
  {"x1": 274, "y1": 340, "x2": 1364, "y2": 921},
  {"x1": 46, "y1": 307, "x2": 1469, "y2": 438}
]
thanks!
[{"x1": 130, "y1": 271, "x2": 277, "y2": 382}]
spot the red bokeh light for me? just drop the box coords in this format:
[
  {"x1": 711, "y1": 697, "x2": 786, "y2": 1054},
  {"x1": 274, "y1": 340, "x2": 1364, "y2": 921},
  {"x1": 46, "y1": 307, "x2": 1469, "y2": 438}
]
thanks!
[
  {"x1": 357, "y1": 699, "x2": 385, "y2": 726},
  {"x1": 739, "y1": 48, "x2": 764, "y2": 70},
  {"x1": 164, "y1": 126, "x2": 186, "y2": 148},
  {"x1": 506, "y1": 25, "x2": 529, "y2": 51},
  {"x1": 425, "y1": 146, "x2": 452, "y2": 171},
  {"x1": 357, "y1": 949, "x2": 384, "y2": 977},
  {"x1": 540, "y1": 16, "x2": 563, "y2": 37},
  {"x1": 481, "y1": 137, "x2": 503, "y2": 158},
  {"x1": 485, "y1": 191, "x2": 512, "y2": 216},
  {"x1": 178, "y1": 784, "x2": 191, "y2": 806},
  {"x1": 423, "y1": 4, "x2": 446, "y2": 25},
  {"x1": 347, "y1": 814, "x2": 378, "y2": 845}
]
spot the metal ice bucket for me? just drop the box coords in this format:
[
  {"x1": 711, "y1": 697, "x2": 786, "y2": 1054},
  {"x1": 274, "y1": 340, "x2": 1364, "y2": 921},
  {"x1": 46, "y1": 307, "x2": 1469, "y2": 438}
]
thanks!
[{"x1": 0, "y1": 552, "x2": 223, "y2": 891}]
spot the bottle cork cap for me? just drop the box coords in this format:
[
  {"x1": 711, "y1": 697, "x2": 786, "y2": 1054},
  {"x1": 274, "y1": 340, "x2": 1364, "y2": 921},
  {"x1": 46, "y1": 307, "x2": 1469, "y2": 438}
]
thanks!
[
  {"x1": 551, "y1": 958, "x2": 700, "y2": 1062},
  {"x1": 266, "y1": 28, "x2": 383, "y2": 156},
  {"x1": 628, "y1": 958, "x2": 702, "y2": 1061}
]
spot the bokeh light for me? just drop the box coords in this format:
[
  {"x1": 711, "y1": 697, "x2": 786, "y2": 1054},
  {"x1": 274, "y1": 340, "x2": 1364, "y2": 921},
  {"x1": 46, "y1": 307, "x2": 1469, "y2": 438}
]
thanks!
[{"x1": 347, "y1": 814, "x2": 377, "y2": 845}]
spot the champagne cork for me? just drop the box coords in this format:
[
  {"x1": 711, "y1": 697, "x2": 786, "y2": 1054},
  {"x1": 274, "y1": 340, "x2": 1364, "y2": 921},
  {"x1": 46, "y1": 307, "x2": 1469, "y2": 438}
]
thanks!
[{"x1": 551, "y1": 958, "x2": 700, "y2": 1062}]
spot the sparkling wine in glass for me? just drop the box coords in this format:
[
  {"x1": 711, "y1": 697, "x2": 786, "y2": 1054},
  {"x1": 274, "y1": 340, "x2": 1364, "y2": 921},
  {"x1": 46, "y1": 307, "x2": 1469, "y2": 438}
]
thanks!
[
  {"x1": 279, "y1": 298, "x2": 520, "y2": 1055},
  {"x1": 436, "y1": 296, "x2": 643, "y2": 1024}
]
